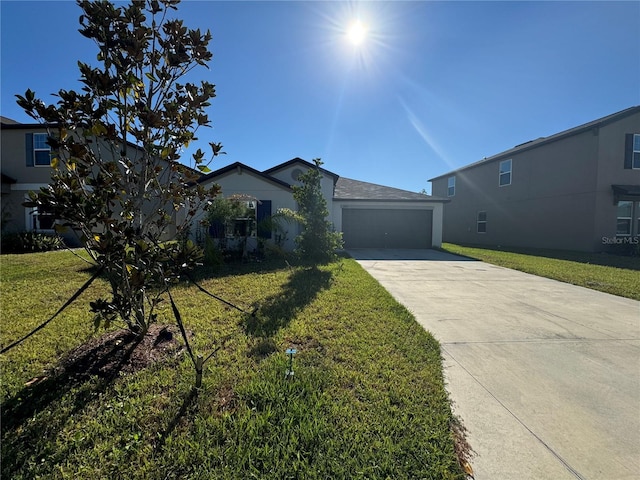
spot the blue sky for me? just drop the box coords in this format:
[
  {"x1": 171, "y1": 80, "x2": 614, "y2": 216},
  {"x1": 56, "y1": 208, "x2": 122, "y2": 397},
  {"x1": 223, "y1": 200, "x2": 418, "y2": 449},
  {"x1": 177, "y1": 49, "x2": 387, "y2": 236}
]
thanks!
[{"x1": 1, "y1": 1, "x2": 639, "y2": 194}]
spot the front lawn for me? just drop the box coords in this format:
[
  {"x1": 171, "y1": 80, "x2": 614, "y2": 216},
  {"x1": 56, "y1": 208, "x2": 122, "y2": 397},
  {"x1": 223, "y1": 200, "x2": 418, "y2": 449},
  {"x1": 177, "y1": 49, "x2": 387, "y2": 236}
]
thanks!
[
  {"x1": 1, "y1": 250, "x2": 465, "y2": 479},
  {"x1": 441, "y1": 243, "x2": 640, "y2": 300}
]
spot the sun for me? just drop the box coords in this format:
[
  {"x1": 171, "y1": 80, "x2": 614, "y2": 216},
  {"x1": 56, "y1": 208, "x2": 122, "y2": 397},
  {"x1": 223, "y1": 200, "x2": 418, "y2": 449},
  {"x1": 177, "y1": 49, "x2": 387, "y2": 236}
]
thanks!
[{"x1": 346, "y1": 20, "x2": 367, "y2": 46}]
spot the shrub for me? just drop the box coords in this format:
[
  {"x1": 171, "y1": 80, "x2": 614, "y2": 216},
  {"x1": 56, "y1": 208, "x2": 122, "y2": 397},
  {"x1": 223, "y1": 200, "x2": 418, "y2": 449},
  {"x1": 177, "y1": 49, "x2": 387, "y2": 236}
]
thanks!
[{"x1": 1, "y1": 231, "x2": 64, "y2": 254}]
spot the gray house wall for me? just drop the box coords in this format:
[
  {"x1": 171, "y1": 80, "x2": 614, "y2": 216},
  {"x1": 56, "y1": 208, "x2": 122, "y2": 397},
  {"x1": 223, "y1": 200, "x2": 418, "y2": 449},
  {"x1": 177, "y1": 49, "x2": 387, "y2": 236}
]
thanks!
[
  {"x1": 594, "y1": 113, "x2": 640, "y2": 248},
  {"x1": 1, "y1": 123, "x2": 183, "y2": 240},
  {"x1": 430, "y1": 107, "x2": 640, "y2": 252},
  {"x1": 1, "y1": 126, "x2": 53, "y2": 232}
]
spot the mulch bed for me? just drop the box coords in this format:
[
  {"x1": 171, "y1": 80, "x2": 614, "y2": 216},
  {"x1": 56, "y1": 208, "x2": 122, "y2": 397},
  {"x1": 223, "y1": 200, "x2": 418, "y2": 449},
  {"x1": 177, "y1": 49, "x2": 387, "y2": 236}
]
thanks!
[{"x1": 55, "y1": 324, "x2": 187, "y2": 380}]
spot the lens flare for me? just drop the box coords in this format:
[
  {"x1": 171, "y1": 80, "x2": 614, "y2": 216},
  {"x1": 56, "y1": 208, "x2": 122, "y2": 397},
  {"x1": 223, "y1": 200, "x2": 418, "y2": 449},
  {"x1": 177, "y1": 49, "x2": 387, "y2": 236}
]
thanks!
[{"x1": 347, "y1": 20, "x2": 366, "y2": 46}]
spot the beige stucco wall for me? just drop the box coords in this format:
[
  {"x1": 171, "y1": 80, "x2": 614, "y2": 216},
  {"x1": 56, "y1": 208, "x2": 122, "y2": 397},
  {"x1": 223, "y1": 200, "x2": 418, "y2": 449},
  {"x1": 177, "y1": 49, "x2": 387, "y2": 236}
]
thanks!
[
  {"x1": 197, "y1": 168, "x2": 298, "y2": 250},
  {"x1": 266, "y1": 163, "x2": 337, "y2": 225}
]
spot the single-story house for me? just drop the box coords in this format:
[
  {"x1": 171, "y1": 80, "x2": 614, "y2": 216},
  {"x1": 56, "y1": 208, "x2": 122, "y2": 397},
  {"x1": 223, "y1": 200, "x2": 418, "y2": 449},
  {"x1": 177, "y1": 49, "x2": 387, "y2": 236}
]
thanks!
[{"x1": 197, "y1": 157, "x2": 447, "y2": 250}]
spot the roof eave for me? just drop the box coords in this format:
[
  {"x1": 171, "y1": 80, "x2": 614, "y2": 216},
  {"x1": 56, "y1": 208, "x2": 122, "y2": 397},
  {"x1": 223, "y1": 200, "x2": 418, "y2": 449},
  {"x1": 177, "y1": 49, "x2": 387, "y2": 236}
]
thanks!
[
  {"x1": 264, "y1": 157, "x2": 340, "y2": 183},
  {"x1": 199, "y1": 162, "x2": 293, "y2": 190},
  {"x1": 334, "y1": 197, "x2": 450, "y2": 203},
  {"x1": 429, "y1": 105, "x2": 640, "y2": 182}
]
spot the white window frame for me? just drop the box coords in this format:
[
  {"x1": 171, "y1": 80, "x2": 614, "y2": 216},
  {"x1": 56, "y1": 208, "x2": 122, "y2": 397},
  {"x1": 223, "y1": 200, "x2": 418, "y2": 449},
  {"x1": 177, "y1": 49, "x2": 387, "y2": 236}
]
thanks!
[
  {"x1": 25, "y1": 206, "x2": 55, "y2": 232},
  {"x1": 616, "y1": 201, "x2": 633, "y2": 237},
  {"x1": 477, "y1": 211, "x2": 487, "y2": 234},
  {"x1": 447, "y1": 176, "x2": 455, "y2": 197},
  {"x1": 226, "y1": 200, "x2": 257, "y2": 239},
  {"x1": 33, "y1": 133, "x2": 52, "y2": 167},
  {"x1": 633, "y1": 134, "x2": 640, "y2": 169},
  {"x1": 499, "y1": 159, "x2": 512, "y2": 186}
]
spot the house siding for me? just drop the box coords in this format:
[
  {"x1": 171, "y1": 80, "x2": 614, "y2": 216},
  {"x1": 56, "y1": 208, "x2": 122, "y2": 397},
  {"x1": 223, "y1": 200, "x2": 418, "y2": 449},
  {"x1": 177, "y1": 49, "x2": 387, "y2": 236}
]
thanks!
[
  {"x1": 266, "y1": 163, "x2": 336, "y2": 225},
  {"x1": 1, "y1": 125, "x2": 181, "y2": 240},
  {"x1": 197, "y1": 169, "x2": 299, "y2": 251},
  {"x1": 431, "y1": 107, "x2": 640, "y2": 252},
  {"x1": 593, "y1": 113, "x2": 640, "y2": 249},
  {"x1": 1, "y1": 127, "x2": 53, "y2": 232}
]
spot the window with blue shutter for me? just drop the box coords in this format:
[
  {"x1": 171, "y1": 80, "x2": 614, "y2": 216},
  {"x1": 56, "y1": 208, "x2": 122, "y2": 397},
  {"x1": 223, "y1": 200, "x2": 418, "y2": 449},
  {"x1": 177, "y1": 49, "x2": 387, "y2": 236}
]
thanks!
[
  {"x1": 25, "y1": 132, "x2": 52, "y2": 166},
  {"x1": 624, "y1": 134, "x2": 640, "y2": 169},
  {"x1": 209, "y1": 220, "x2": 225, "y2": 239},
  {"x1": 25, "y1": 133, "x2": 34, "y2": 166},
  {"x1": 33, "y1": 133, "x2": 52, "y2": 165},
  {"x1": 257, "y1": 200, "x2": 272, "y2": 239}
]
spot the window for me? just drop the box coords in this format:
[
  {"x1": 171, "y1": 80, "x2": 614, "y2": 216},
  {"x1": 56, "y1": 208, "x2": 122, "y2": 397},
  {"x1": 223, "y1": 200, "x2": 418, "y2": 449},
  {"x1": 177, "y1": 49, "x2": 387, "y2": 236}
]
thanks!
[
  {"x1": 616, "y1": 201, "x2": 632, "y2": 236},
  {"x1": 226, "y1": 200, "x2": 257, "y2": 238},
  {"x1": 447, "y1": 176, "x2": 455, "y2": 197},
  {"x1": 624, "y1": 134, "x2": 640, "y2": 169},
  {"x1": 477, "y1": 211, "x2": 487, "y2": 233},
  {"x1": 208, "y1": 198, "x2": 273, "y2": 240},
  {"x1": 29, "y1": 206, "x2": 55, "y2": 231},
  {"x1": 499, "y1": 159, "x2": 512, "y2": 186},
  {"x1": 33, "y1": 133, "x2": 53, "y2": 166}
]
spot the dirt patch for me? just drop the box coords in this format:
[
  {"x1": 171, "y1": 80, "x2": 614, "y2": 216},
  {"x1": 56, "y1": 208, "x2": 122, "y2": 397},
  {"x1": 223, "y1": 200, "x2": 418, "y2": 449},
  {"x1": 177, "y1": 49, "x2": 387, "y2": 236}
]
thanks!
[
  {"x1": 54, "y1": 324, "x2": 187, "y2": 380},
  {"x1": 285, "y1": 335, "x2": 324, "y2": 353},
  {"x1": 215, "y1": 383, "x2": 238, "y2": 414}
]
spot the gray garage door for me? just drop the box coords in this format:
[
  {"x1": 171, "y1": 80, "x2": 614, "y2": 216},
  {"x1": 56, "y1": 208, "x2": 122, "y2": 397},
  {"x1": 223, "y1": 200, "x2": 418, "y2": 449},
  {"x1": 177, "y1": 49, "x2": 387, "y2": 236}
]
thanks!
[{"x1": 342, "y1": 208, "x2": 432, "y2": 249}]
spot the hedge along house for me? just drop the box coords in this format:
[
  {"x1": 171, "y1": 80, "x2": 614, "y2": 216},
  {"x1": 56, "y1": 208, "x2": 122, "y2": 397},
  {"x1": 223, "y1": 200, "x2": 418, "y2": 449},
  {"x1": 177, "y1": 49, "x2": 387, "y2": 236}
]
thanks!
[
  {"x1": 429, "y1": 106, "x2": 640, "y2": 253},
  {"x1": 196, "y1": 157, "x2": 447, "y2": 251}
]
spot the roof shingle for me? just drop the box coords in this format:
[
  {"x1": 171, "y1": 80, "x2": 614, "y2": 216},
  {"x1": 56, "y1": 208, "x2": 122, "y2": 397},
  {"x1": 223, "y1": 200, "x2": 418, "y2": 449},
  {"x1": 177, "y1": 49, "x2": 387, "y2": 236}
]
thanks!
[{"x1": 334, "y1": 177, "x2": 447, "y2": 202}]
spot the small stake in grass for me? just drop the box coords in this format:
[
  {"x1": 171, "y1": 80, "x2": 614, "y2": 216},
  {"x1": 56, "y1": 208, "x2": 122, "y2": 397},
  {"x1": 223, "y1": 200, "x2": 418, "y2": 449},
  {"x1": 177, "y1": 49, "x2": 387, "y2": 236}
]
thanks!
[
  {"x1": 285, "y1": 348, "x2": 297, "y2": 379},
  {"x1": 195, "y1": 355, "x2": 204, "y2": 389}
]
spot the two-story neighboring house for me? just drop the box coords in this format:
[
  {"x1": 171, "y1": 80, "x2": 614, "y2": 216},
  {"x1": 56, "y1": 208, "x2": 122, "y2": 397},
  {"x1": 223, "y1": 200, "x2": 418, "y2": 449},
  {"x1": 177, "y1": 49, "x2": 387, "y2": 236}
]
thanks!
[
  {"x1": 429, "y1": 106, "x2": 640, "y2": 252},
  {"x1": 1, "y1": 117, "x2": 58, "y2": 234},
  {"x1": 1, "y1": 116, "x2": 190, "y2": 244}
]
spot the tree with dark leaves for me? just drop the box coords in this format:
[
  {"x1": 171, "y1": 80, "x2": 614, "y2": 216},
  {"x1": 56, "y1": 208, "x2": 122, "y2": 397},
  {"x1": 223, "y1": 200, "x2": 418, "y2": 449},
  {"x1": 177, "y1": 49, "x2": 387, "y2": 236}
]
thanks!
[
  {"x1": 289, "y1": 159, "x2": 343, "y2": 264},
  {"x1": 16, "y1": 0, "x2": 222, "y2": 336}
]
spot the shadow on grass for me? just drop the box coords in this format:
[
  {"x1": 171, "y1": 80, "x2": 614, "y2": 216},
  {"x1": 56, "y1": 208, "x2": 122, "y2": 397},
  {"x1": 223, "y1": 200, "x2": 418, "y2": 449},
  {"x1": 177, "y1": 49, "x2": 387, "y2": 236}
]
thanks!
[
  {"x1": 0, "y1": 333, "x2": 142, "y2": 478},
  {"x1": 443, "y1": 244, "x2": 640, "y2": 271},
  {"x1": 243, "y1": 266, "x2": 333, "y2": 339},
  {"x1": 154, "y1": 387, "x2": 200, "y2": 453}
]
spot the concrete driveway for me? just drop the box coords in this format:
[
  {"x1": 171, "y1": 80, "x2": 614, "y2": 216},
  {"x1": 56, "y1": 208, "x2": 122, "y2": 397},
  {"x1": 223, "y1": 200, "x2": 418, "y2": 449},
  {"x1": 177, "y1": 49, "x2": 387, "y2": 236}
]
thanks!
[{"x1": 349, "y1": 248, "x2": 640, "y2": 480}]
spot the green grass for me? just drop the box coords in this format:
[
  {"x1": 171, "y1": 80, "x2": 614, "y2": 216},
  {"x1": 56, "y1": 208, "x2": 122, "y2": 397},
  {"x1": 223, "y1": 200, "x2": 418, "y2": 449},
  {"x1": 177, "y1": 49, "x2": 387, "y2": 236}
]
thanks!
[
  {"x1": 441, "y1": 243, "x2": 640, "y2": 300},
  {"x1": 1, "y1": 250, "x2": 464, "y2": 479}
]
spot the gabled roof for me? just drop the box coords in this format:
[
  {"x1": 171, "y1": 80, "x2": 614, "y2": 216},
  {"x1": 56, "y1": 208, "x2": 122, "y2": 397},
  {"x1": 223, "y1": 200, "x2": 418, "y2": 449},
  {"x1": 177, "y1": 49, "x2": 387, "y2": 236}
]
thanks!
[
  {"x1": 198, "y1": 161, "x2": 292, "y2": 190},
  {"x1": 0, "y1": 116, "x2": 20, "y2": 125},
  {"x1": 334, "y1": 177, "x2": 448, "y2": 202},
  {"x1": 429, "y1": 105, "x2": 640, "y2": 181},
  {"x1": 1, "y1": 118, "x2": 49, "y2": 129},
  {"x1": 263, "y1": 157, "x2": 340, "y2": 183}
]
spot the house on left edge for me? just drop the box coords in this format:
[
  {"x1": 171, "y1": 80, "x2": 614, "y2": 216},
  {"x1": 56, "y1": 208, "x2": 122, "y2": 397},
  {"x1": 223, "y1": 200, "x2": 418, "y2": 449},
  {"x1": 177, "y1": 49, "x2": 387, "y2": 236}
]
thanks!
[
  {"x1": 0, "y1": 116, "x2": 191, "y2": 246},
  {"x1": 1, "y1": 117, "x2": 61, "y2": 237},
  {"x1": 2, "y1": 116, "x2": 448, "y2": 252}
]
